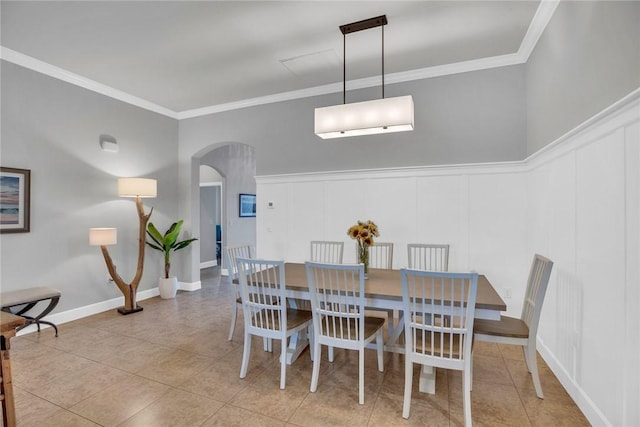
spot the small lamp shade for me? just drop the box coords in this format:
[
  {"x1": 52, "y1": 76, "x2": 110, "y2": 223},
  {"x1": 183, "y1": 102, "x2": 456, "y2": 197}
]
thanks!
[
  {"x1": 117, "y1": 178, "x2": 157, "y2": 198},
  {"x1": 89, "y1": 228, "x2": 117, "y2": 246}
]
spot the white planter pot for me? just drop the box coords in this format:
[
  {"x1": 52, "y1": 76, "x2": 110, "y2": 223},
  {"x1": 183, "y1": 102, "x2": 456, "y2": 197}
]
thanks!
[{"x1": 158, "y1": 277, "x2": 178, "y2": 299}]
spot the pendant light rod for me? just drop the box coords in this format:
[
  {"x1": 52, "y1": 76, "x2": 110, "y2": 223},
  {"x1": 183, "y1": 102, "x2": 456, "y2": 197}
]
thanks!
[
  {"x1": 382, "y1": 23, "x2": 384, "y2": 99},
  {"x1": 339, "y1": 15, "x2": 388, "y2": 104}
]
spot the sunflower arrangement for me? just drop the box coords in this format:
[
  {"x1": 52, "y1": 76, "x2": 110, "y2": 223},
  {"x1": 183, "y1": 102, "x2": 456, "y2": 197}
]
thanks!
[
  {"x1": 347, "y1": 220, "x2": 380, "y2": 247},
  {"x1": 347, "y1": 220, "x2": 380, "y2": 273}
]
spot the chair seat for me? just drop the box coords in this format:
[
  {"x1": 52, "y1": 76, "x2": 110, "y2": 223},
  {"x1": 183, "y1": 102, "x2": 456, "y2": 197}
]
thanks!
[
  {"x1": 250, "y1": 308, "x2": 313, "y2": 331},
  {"x1": 319, "y1": 316, "x2": 385, "y2": 339},
  {"x1": 285, "y1": 308, "x2": 314, "y2": 330},
  {"x1": 474, "y1": 315, "x2": 529, "y2": 339}
]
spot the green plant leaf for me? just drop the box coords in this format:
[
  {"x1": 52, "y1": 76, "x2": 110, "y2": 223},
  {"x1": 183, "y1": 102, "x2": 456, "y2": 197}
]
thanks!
[
  {"x1": 145, "y1": 241, "x2": 164, "y2": 251},
  {"x1": 147, "y1": 222, "x2": 164, "y2": 244},
  {"x1": 173, "y1": 238, "x2": 198, "y2": 251}
]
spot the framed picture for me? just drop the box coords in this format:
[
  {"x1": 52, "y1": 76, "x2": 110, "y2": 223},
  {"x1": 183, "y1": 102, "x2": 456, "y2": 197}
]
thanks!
[
  {"x1": 0, "y1": 167, "x2": 31, "y2": 233},
  {"x1": 239, "y1": 193, "x2": 256, "y2": 217}
]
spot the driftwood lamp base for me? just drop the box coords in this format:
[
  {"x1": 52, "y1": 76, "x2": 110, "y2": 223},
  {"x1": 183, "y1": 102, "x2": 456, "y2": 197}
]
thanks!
[{"x1": 117, "y1": 306, "x2": 143, "y2": 315}]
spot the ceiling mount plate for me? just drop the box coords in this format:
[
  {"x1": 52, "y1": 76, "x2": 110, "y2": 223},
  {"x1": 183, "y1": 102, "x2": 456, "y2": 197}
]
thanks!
[{"x1": 340, "y1": 15, "x2": 387, "y2": 35}]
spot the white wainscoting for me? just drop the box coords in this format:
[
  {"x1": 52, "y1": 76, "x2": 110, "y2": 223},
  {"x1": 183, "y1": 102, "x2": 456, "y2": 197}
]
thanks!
[{"x1": 256, "y1": 90, "x2": 640, "y2": 427}]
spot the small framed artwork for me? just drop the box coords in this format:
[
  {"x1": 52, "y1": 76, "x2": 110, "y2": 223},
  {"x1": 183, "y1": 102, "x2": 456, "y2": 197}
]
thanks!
[
  {"x1": 239, "y1": 193, "x2": 256, "y2": 217},
  {"x1": 0, "y1": 167, "x2": 31, "y2": 233}
]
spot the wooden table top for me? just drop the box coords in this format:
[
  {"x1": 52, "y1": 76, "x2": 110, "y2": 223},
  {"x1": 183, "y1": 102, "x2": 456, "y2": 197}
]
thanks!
[{"x1": 282, "y1": 262, "x2": 506, "y2": 312}]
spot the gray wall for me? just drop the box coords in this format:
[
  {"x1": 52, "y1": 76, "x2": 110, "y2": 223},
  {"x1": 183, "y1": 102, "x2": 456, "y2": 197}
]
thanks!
[
  {"x1": 0, "y1": 61, "x2": 179, "y2": 312},
  {"x1": 179, "y1": 64, "x2": 527, "y2": 176},
  {"x1": 526, "y1": 1, "x2": 640, "y2": 154}
]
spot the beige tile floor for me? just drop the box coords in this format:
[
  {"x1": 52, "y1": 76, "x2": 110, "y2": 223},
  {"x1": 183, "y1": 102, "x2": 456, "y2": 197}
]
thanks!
[{"x1": 7, "y1": 267, "x2": 590, "y2": 427}]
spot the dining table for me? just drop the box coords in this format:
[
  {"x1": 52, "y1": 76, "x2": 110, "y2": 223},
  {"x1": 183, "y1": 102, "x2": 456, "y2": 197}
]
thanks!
[{"x1": 238, "y1": 262, "x2": 507, "y2": 394}]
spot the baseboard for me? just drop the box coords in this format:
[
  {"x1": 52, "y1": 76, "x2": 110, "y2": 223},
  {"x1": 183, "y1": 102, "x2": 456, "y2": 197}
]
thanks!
[
  {"x1": 537, "y1": 337, "x2": 610, "y2": 427},
  {"x1": 200, "y1": 260, "x2": 217, "y2": 268},
  {"x1": 179, "y1": 280, "x2": 201, "y2": 292}
]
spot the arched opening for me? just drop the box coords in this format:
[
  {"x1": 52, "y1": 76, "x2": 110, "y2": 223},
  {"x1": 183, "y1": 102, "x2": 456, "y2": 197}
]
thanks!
[{"x1": 188, "y1": 142, "x2": 257, "y2": 283}]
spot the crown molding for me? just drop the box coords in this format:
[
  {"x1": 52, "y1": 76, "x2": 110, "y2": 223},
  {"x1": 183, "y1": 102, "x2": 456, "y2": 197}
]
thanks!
[
  {"x1": 0, "y1": 46, "x2": 179, "y2": 119},
  {"x1": 518, "y1": 0, "x2": 560, "y2": 61},
  {"x1": 177, "y1": 53, "x2": 525, "y2": 120},
  {"x1": 2, "y1": 1, "x2": 557, "y2": 120}
]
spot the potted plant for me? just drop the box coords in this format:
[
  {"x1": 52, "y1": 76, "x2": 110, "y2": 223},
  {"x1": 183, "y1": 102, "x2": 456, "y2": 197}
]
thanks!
[{"x1": 146, "y1": 220, "x2": 198, "y2": 299}]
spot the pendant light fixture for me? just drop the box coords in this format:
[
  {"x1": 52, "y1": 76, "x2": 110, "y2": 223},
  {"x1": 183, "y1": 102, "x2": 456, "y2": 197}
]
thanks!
[{"x1": 314, "y1": 15, "x2": 414, "y2": 139}]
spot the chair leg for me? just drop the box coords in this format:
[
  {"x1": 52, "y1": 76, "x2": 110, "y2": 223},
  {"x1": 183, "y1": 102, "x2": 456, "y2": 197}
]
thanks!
[
  {"x1": 402, "y1": 360, "x2": 413, "y2": 418},
  {"x1": 228, "y1": 302, "x2": 238, "y2": 341},
  {"x1": 280, "y1": 337, "x2": 287, "y2": 389},
  {"x1": 308, "y1": 326, "x2": 314, "y2": 361},
  {"x1": 240, "y1": 331, "x2": 252, "y2": 379},
  {"x1": 358, "y1": 347, "x2": 365, "y2": 405},
  {"x1": 525, "y1": 344, "x2": 544, "y2": 398},
  {"x1": 328, "y1": 346, "x2": 334, "y2": 362},
  {"x1": 310, "y1": 341, "x2": 321, "y2": 392},
  {"x1": 470, "y1": 350, "x2": 474, "y2": 392},
  {"x1": 376, "y1": 329, "x2": 384, "y2": 372},
  {"x1": 463, "y1": 364, "x2": 472, "y2": 427}
]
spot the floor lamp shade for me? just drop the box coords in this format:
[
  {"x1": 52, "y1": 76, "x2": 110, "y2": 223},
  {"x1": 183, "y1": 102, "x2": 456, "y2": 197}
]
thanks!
[
  {"x1": 89, "y1": 228, "x2": 117, "y2": 246},
  {"x1": 117, "y1": 178, "x2": 157, "y2": 198},
  {"x1": 314, "y1": 95, "x2": 414, "y2": 139}
]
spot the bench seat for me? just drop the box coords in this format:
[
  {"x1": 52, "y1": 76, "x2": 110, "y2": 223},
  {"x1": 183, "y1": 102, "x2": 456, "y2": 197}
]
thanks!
[{"x1": 1, "y1": 286, "x2": 61, "y2": 336}]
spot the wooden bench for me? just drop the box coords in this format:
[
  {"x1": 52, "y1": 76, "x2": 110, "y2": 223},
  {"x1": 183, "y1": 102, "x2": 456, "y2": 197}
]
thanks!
[{"x1": 0, "y1": 287, "x2": 60, "y2": 337}]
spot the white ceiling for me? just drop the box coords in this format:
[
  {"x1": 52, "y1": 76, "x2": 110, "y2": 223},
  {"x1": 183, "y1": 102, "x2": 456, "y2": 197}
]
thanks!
[{"x1": 0, "y1": 1, "x2": 555, "y2": 118}]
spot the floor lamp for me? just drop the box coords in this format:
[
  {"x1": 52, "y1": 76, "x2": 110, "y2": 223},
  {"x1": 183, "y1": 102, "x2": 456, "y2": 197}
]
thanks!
[{"x1": 89, "y1": 177, "x2": 156, "y2": 315}]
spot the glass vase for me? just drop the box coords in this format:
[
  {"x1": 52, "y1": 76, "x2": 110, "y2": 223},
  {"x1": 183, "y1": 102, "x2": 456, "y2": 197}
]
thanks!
[{"x1": 358, "y1": 244, "x2": 369, "y2": 279}]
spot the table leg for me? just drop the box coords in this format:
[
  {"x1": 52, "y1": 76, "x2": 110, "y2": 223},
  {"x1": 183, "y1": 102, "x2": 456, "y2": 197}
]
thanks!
[
  {"x1": 284, "y1": 329, "x2": 309, "y2": 365},
  {"x1": 1, "y1": 336, "x2": 18, "y2": 427},
  {"x1": 419, "y1": 364, "x2": 436, "y2": 394}
]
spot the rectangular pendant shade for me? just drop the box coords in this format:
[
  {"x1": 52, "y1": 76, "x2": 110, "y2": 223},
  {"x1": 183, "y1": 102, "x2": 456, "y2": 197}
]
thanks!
[
  {"x1": 89, "y1": 228, "x2": 117, "y2": 246},
  {"x1": 117, "y1": 178, "x2": 157, "y2": 198},
  {"x1": 314, "y1": 95, "x2": 414, "y2": 139}
]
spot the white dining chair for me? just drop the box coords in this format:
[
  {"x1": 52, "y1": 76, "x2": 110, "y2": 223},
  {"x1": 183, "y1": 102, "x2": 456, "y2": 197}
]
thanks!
[
  {"x1": 358, "y1": 242, "x2": 396, "y2": 335},
  {"x1": 237, "y1": 258, "x2": 313, "y2": 389},
  {"x1": 310, "y1": 241, "x2": 344, "y2": 263},
  {"x1": 407, "y1": 243, "x2": 449, "y2": 271},
  {"x1": 358, "y1": 241, "x2": 393, "y2": 269},
  {"x1": 401, "y1": 269, "x2": 478, "y2": 426},
  {"x1": 473, "y1": 254, "x2": 553, "y2": 398},
  {"x1": 305, "y1": 261, "x2": 385, "y2": 405},
  {"x1": 308, "y1": 240, "x2": 345, "y2": 360},
  {"x1": 224, "y1": 244, "x2": 253, "y2": 341}
]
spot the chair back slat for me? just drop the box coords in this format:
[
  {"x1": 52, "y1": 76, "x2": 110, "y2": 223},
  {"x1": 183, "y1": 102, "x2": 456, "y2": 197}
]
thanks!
[
  {"x1": 237, "y1": 258, "x2": 286, "y2": 333},
  {"x1": 521, "y1": 254, "x2": 554, "y2": 332},
  {"x1": 310, "y1": 241, "x2": 344, "y2": 264},
  {"x1": 401, "y1": 269, "x2": 477, "y2": 363},
  {"x1": 359, "y1": 242, "x2": 394, "y2": 269},
  {"x1": 225, "y1": 244, "x2": 253, "y2": 280},
  {"x1": 306, "y1": 262, "x2": 364, "y2": 342},
  {"x1": 407, "y1": 244, "x2": 449, "y2": 271}
]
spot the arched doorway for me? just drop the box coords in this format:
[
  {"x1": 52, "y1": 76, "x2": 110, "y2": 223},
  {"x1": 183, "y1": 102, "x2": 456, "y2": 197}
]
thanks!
[{"x1": 189, "y1": 142, "x2": 257, "y2": 281}]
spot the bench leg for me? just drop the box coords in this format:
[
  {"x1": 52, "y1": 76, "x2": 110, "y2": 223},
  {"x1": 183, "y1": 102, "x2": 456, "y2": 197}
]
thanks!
[{"x1": 3, "y1": 296, "x2": 60, "y2": 337}]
